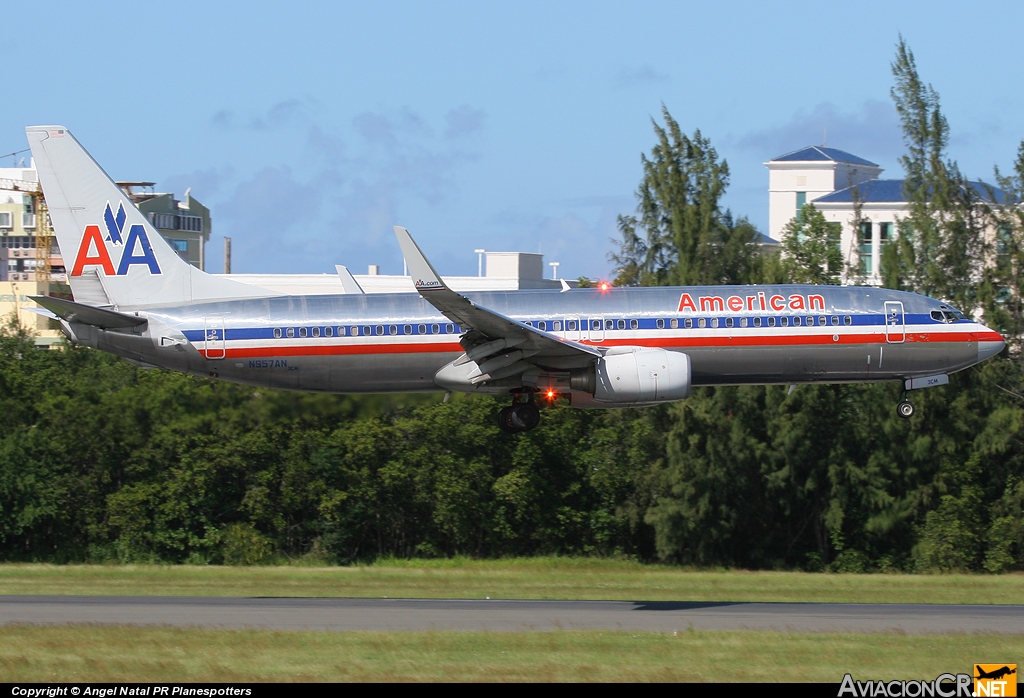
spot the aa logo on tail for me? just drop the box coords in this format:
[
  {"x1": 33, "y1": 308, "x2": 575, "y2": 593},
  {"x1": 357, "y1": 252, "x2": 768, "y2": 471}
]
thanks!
[{"x1": 71, "y1": 202, "x2": 162, "y2": 276}]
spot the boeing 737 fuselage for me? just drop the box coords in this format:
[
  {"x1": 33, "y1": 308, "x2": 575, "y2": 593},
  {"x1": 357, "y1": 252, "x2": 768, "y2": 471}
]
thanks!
[{"x1": 25, "y1": 126, "x2": 1005, "y2": 432}]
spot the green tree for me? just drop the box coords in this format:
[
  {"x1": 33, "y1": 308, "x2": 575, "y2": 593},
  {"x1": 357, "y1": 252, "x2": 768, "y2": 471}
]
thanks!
[
  {"x1": 778, "y1": 204, "x2": 843, "y2": 285},
  {"x1": 610, "y1": 106, "x2": 762, "y2": 287},
  {"x1": 882, "y1": 37, "x2": 991, "y2": 311}
]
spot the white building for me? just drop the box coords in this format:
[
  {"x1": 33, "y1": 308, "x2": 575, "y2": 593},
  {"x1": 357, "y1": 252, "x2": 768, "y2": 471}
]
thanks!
[
  {"x1": 222, "y1": 251, "x2": 574, "y2": 295},
  {"x1": 766, "y1": 146, "x2": 1004, "y2": 285}
]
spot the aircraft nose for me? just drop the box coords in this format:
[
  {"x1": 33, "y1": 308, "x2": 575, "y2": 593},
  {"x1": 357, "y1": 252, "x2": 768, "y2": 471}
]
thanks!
[{"x1": 975, "y1": 327, "x2": 1006, "y2": 363}]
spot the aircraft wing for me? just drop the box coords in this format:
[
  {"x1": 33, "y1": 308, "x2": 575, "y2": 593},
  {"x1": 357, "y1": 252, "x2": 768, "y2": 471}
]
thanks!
[
  {"x1": 31, "y1": 295, "x2": 148, "y2": 330},
  {"x1": 394, "y1": 227, "x2": 599, "y2": 375}
]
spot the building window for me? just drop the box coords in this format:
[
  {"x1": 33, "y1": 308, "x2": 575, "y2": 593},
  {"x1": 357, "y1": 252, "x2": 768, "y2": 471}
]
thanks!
[
  {"x1": 859, "y1": 222, "x2": 873, "y2": 275},
  {"x1": 876, "y1": 223, "x2": 892, "y2": 276},
  {"x1": 796, "y1": 191, "x2": 807, "y2": 218}
]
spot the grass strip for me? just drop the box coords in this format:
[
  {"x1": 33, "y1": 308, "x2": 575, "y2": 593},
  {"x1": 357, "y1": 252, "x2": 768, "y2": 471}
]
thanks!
[
  {"x1": 1, "y1": 558, "x2": 1023, "y2": 605},
  {"x1": 1, "y1": 624, "x2": 1019, "y2": 682}
]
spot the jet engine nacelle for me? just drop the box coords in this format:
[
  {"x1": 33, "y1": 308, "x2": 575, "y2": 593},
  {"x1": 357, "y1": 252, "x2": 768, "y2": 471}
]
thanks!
[{"x1": 586, "y1": 347, "x2": 691, "y2": 404}]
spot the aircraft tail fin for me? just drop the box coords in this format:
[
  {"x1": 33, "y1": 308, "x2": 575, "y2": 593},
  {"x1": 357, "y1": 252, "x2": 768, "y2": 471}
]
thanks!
[{"x1": 25, "y1": 126, "x2": 279, "y2": 308}]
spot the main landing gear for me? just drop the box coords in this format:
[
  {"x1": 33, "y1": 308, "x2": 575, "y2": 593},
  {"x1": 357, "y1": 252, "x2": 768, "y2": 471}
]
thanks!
[{"x1": 498, "y1": 393, "x2": 541, "y2": 434}]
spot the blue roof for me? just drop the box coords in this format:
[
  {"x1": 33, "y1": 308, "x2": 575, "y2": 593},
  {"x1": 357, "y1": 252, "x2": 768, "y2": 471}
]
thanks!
[
  {"x1": 814, "y1": 178, "x2": 1009, "y2": 205},
  {"x1": 770, "y1": 146, "x2": 878, "y2": 167}
]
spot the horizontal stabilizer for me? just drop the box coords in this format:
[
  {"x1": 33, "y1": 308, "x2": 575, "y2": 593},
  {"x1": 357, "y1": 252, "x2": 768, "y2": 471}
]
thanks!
[{"x1": 31, "y1": 295, "x2": 147, "y2": 329}]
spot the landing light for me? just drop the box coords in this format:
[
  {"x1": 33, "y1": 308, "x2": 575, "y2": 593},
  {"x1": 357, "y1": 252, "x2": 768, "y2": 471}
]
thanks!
[{"x1": 599, "y1": 282, "x2": 610, "y2": 292}]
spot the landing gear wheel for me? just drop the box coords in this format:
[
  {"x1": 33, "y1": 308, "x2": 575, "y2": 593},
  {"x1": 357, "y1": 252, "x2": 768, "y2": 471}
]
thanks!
[
  {"x1": 897, "y1": 401, "x2": 915, "y2": 419},
  {"x1": 510, "y1": 402, "x2": 541, "y2": 432},
  {"x1": 497, "y1": 394, "x2": 542, "y2": 433},
  {"x1": 497, "y1": 406, "x2": 518, "y2": 433}
]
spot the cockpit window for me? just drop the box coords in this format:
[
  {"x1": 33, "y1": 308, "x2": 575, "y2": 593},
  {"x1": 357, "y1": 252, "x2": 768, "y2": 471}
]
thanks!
[{"x1": 932, "y1": 309, "x2": 969, "y2": 323}]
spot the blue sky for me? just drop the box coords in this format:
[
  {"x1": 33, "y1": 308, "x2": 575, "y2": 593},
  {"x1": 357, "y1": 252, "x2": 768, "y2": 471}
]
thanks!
[{"x1": 3, "y1": 1, "x2": 1022, "y2": 278}]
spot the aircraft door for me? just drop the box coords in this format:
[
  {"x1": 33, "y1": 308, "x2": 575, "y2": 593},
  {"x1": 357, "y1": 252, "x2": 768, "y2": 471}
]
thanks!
[
  {"x1": 204, "y1": 318, "x2": 227, "y2": 359},
  {"x1": 884, "y1": 301, "x2": 905, "y2": 344},
  {"x1": 588, "y1": 316, "x2": 605, "y2": 343}
]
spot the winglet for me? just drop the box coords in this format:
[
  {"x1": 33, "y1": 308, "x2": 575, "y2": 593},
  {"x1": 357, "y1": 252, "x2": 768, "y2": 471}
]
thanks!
[
  {"x1": 335, "y1": 265, "x2": 365, "y2": 294},
  {"x1": 393, "y1": 226, "x2": 447, "y2": 291}
]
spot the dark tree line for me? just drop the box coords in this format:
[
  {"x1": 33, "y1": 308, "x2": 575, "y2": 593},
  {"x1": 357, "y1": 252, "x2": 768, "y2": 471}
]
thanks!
[{"x1": 1, "y1": 38, "x2": 1023, "y2": 570}]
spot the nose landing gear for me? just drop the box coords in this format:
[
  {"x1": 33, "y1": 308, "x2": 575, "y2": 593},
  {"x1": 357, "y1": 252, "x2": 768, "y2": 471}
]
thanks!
[
  {"x1": 498, "y1": 393, "x2": 541, "y2": 433},
  {"x1": 897, "y1": 394, "x2": 915, "y2": 419}
]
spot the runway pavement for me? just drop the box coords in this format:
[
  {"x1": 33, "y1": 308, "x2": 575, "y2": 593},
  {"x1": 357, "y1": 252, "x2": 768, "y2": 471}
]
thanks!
[{"x1": 1, "y1": 596, "x2": 1022, "y2": 633}]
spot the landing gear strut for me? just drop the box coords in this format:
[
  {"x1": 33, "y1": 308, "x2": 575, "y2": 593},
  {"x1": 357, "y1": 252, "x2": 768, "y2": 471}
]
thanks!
[{"x1": 498, "y1": 393, "x2": 541, "y2": 433}]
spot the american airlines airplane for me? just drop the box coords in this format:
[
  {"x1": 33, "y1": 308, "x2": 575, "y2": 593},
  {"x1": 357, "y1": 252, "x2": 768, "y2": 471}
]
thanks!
[{"x1": 25, "y1": 126, "x2": 1005, "y2": 432}]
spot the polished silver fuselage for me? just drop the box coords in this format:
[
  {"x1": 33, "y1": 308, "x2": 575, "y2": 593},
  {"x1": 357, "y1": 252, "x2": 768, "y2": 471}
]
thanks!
[{"x1": 77, "y1": 284, "x2": 1002, "y2": 394}]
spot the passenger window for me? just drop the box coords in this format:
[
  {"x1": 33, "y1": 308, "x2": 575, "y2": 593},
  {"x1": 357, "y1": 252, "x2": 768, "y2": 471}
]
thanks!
[
  {"x1": 567, "y1": 320, "x2": 577, "y2": 331},
  {"x1": 297, "y1": 327, "x2": 306, "y2": 338},
  {"x1": 592, "y1": 320, "x2": 601, "y2": 330},
  {"x1": 725, "y1": 318, "x2": 734, "y2": 328},
  {"x1": 780, "y1": 317, "x2": 788, "y2": 327},
  {"x1": 740, "y1": 318, "x2": 748, "y2": 328},
  {"x1": 617, "y1": 319, "x2": 626, "y2": 330},
  {"x1": 805, "y1": 316, "x2": 813, "y2": 326},
  {"x1": 830, "y1": 316, "x2": 839, "y2": 326},
  {"x1": 273, "y1": 328, "x2": 282, "y2": 339},
  {"x1": 709, "y1": 318, "x2": 718, "y2": 328},
  {"x1": 656, "y1": 318, "x2": 665, "y2": 329},
  {"x1": 404, "y1": 325, "x2": 412, "y2": 335},
  {"x1": 684, "y1": 318, "x2": 693, "y2": 329},
  {"x1": 698, "y1": 318, "x2": 706, "y2": 328},
  {"x1": 629, "y1": 319, "x2": 639, "y2": 329},
  {"x1": 419, "y1": 324, "x2": 426, "y2": 334},
  {"x1": 361, "y1": 326, "x2": 370, "y2": 336},
  {"x1": 537, "y1": 321, "x2": 546, "y2": 331},
  {"x1": 818, "y1": 316, "x2": 827, "y2": 326},
  {"x1": 389, "y1": 326, "x2": 397, "y2": 335},
  {"x1": 431, "y1": 324, "x2": 440, "y2": 334},
  {"x1": 552, "y1": 321, "x2": 562, "y2": 331},
  {"x1": 376, "y1": 325, "x2": 384, "y2": 335},
  {"x1": 843, "y1": 316, "x2": 852, "y2": 326},
  {"x1": 605, "y1": 319, "x2": 614, "y2": 330},
  {"x1": 753, "y1": 317, "x2": 762, "y2": 328},
  {"x1": 286, "y1": 327, "x2": 295, "y2": 338},
  {"x1": 670, "y1": 318, "x2": 678, "y2": 329},
  {"x1": 312, "y1": 327, "x2": 321, "y2": 337},
  {"x1": 325, "y1": 326, "x2": 334, "y2": 337},
  {"x1": 768, "y1": 317, "x2": 776, "y2": 327},
  {"x1": 446, "y1": 324, "x2": 454, "y2": 333}
]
